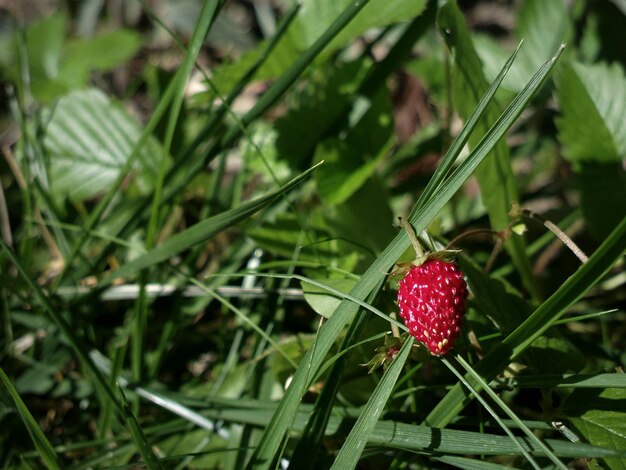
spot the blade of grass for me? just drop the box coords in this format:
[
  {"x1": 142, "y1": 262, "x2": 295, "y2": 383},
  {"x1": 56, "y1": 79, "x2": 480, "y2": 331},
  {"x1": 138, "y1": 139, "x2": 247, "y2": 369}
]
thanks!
[
  {"x1": 413, "y1": 40, "x2": 522, "y2": 213},
  {"x1": 198, "y1": 400, "x2": 623, "y2": 459},
  {"x1": 90, "y1": 350, "x2": 220, "y2": 433},
  {"x1": 289, "y1": 310, "x2": 371, "y2": 467},
  {"x1": 101, "y1": 0, "x2": 373, "y2": 262},
  {"x1": 53, "y1": 60, "x2": 189, "y2": 290},
  {"x1": 98, "y1": 3, "x2": 300, "y2": 243},
  {"x1": 495, "y1": 373, "x2": 626, "y2": 389},
  {"x1": 441, "y1": 357, "x2": 559, "y2": 470},
  {"x1": 133, "y1": 0, "x2": 221, "y2": 386},
  {"x1": 1, "y1": 239, "x2": 126, "y2": 418},
  {"x1": 145, "y1": 0, "x2": 222, "y2": 249},
  {"x1": 0, "y1": 366, "x2": 60, "y2": 469},
  {"x1": 97, "y1": 162, "x2": 321, "y2": 286},
  {"x1": 433, "y1": 455, "x2": 515, "y2": 470},
  {"x1": 330, "y1": 337, "x2": 413, "y2": 470},
  {"x1": 425, "y1": 214, "x2": 626, "y2": 427},
  {"x1": 247, "y1": 41, "x2": 564, "y2": 470},
  {"x1": 437, "y1": 1, "x2": 539, "y2": 299},
  {"x1": 117, "y1": 385, "x2": 164, "y2": 470}
]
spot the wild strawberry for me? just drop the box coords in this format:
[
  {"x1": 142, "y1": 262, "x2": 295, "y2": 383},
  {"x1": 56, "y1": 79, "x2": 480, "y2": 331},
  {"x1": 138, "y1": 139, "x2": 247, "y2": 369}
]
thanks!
[
  {"x1": 395, "y1": 218, "x2": 468, "y2": 356},
  {"x1": 397, "y1": 258, "x2": 467, "y2": 355}
]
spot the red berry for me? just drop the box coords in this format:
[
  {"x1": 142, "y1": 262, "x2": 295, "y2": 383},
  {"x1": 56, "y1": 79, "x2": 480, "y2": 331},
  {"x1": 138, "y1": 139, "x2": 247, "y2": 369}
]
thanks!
[{"x1": 397, "y1": 259, "x2": 468, "y2": 355}]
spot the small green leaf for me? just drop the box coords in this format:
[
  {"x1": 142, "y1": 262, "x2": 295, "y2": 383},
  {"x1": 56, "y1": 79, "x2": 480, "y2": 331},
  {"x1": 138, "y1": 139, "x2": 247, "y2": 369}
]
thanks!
[
  {"x1": 302, "y1": 278, "x2": 357, "y2": 318},
  {"x1": 59, "y1": 29, "x2": 142, "y2": 88},
  {"x1": 556, "y1": 61, "x2": 626, "y2": 163},
  {"x1": 43, "y1": 88, "x2": 161, "y2": 203}
]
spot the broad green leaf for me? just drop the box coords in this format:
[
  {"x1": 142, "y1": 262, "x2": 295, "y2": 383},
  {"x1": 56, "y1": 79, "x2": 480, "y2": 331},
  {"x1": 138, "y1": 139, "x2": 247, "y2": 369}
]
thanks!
[
  {"x1": 247, "y1": 212, "x2": 335, "y2": 262},
  {"x1": 437, "y1": 1, "x2": 539, "y2": 299},
  {"x1": 556, "y1": 61, "x2": 626, "y2": 163},
  {"x1": 331, "y1": 337, "x2": 413, "y2": 469},
  {"x1": 497, "y1": 373, "x2": 626, "y2": 389},
  {"x1": 562, "y1": 388, "x2": 626, "y2": 470},
  {"x1": 322, "y1": 178, "x2": 396, "y2": 255},
  {"x1": 99, "y1": 163, "x2": 320, "y2": 285},
  {"x1": 0, "y1": 14, "x2": 141, "y2": 101},
  {"x1": 0, "y1": 367, "x2": 60, "y2": 469},
  {"x1": 290, "y1": 0, "x2": 426, "y2": 52},
  {"x1": 43, "y1": 88, "x2": 161, "y2": 203},
  {"x1": 522, "y1": 332, "x2": 586, "y2": 375},
  {"x1": 577, "y1": 163, "x2": 626, "y2": 240}
]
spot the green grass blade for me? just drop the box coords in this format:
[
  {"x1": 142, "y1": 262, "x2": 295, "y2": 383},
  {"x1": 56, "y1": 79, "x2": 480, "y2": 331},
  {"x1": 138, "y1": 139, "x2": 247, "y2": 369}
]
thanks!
[
  {"x1": 288, "y1": 312, "x2": 370, "y2": 467},
  {"x1": 497, "y1": 373, "x2": 626, "y2": 389},
  {"x1": 222, "y1": 0, "x2": 372, "y2": 147},
  {"x1": 145, "y1": 0, "x2": 222, "y2": 249},
  {"x1": 117, "y1": 385, "x2": 165, "y2": 470},
  {"x1": 445, "y1": 356, "x2": 565, "y2": 469},
  {"x1": 414, "y1": 40, "x2": 523, "y2": 212},
  {"x1": 98, "y1": 162, "x2": 321, "y2": 286},
  {"x1": 54, "y1": 58, "x2": 189, "y2": 289},
  {"x1": 191, "y1": 397, "x2": 623, "y2": 459},
  {"x1": 146, "y1": 3, "x2": 220, "y2": 226},
  {"x1": 433, "y1": 455, "x2": 517, "y2": 470},
  {"x1": 425, "y1": 214, "x2": 626, "y2": 427},
  {"x1": 330, "y1": 337, "x2": 413, "y2": 470},
  {"x1": 440, "y1": 361, "x2": 540, "y2": 469},
  {"x1": 247, "y1": 40, "x2": 563, "y2": 470},
  {"x1": 437, "y1": 1, "x2": 539, "y2": 299},
  {"x1": 0, "y1": 239, "x2": 125, "y2": 417},
  {"x1": 91, "y1": 0, "x2": 370, "y2": 268},
  {"x1": 0, "y1": 366, "x2": 60, "y2": 469}
]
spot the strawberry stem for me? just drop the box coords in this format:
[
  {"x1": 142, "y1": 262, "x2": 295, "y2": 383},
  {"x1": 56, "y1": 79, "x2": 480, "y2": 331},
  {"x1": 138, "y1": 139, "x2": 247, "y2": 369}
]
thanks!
[
  {"x1": 510, "y1": 204, "x2": 589, "y2": 265},
  {"x1": 398, "y1": 217, "x2": 425, "y2": 259}
]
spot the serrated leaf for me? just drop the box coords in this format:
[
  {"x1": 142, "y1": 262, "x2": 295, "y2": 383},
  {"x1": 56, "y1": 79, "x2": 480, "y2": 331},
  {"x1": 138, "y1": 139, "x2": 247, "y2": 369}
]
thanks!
[
  {"x1": 42, "y1": 88, "x2": 162, "y2": 203},
  {"x1": 562, "y1": 388, "x2": 626, "y2": 469},
  {"x1": 556, "y1": 61, "x2": 626, "y2": 162}
]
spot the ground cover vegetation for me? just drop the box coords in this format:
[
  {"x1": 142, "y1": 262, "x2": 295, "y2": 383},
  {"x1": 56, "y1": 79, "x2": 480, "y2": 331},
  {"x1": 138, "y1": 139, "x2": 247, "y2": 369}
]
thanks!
[{"x1": 0, "y1": 0, "x2": 625, "y2": 468}]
